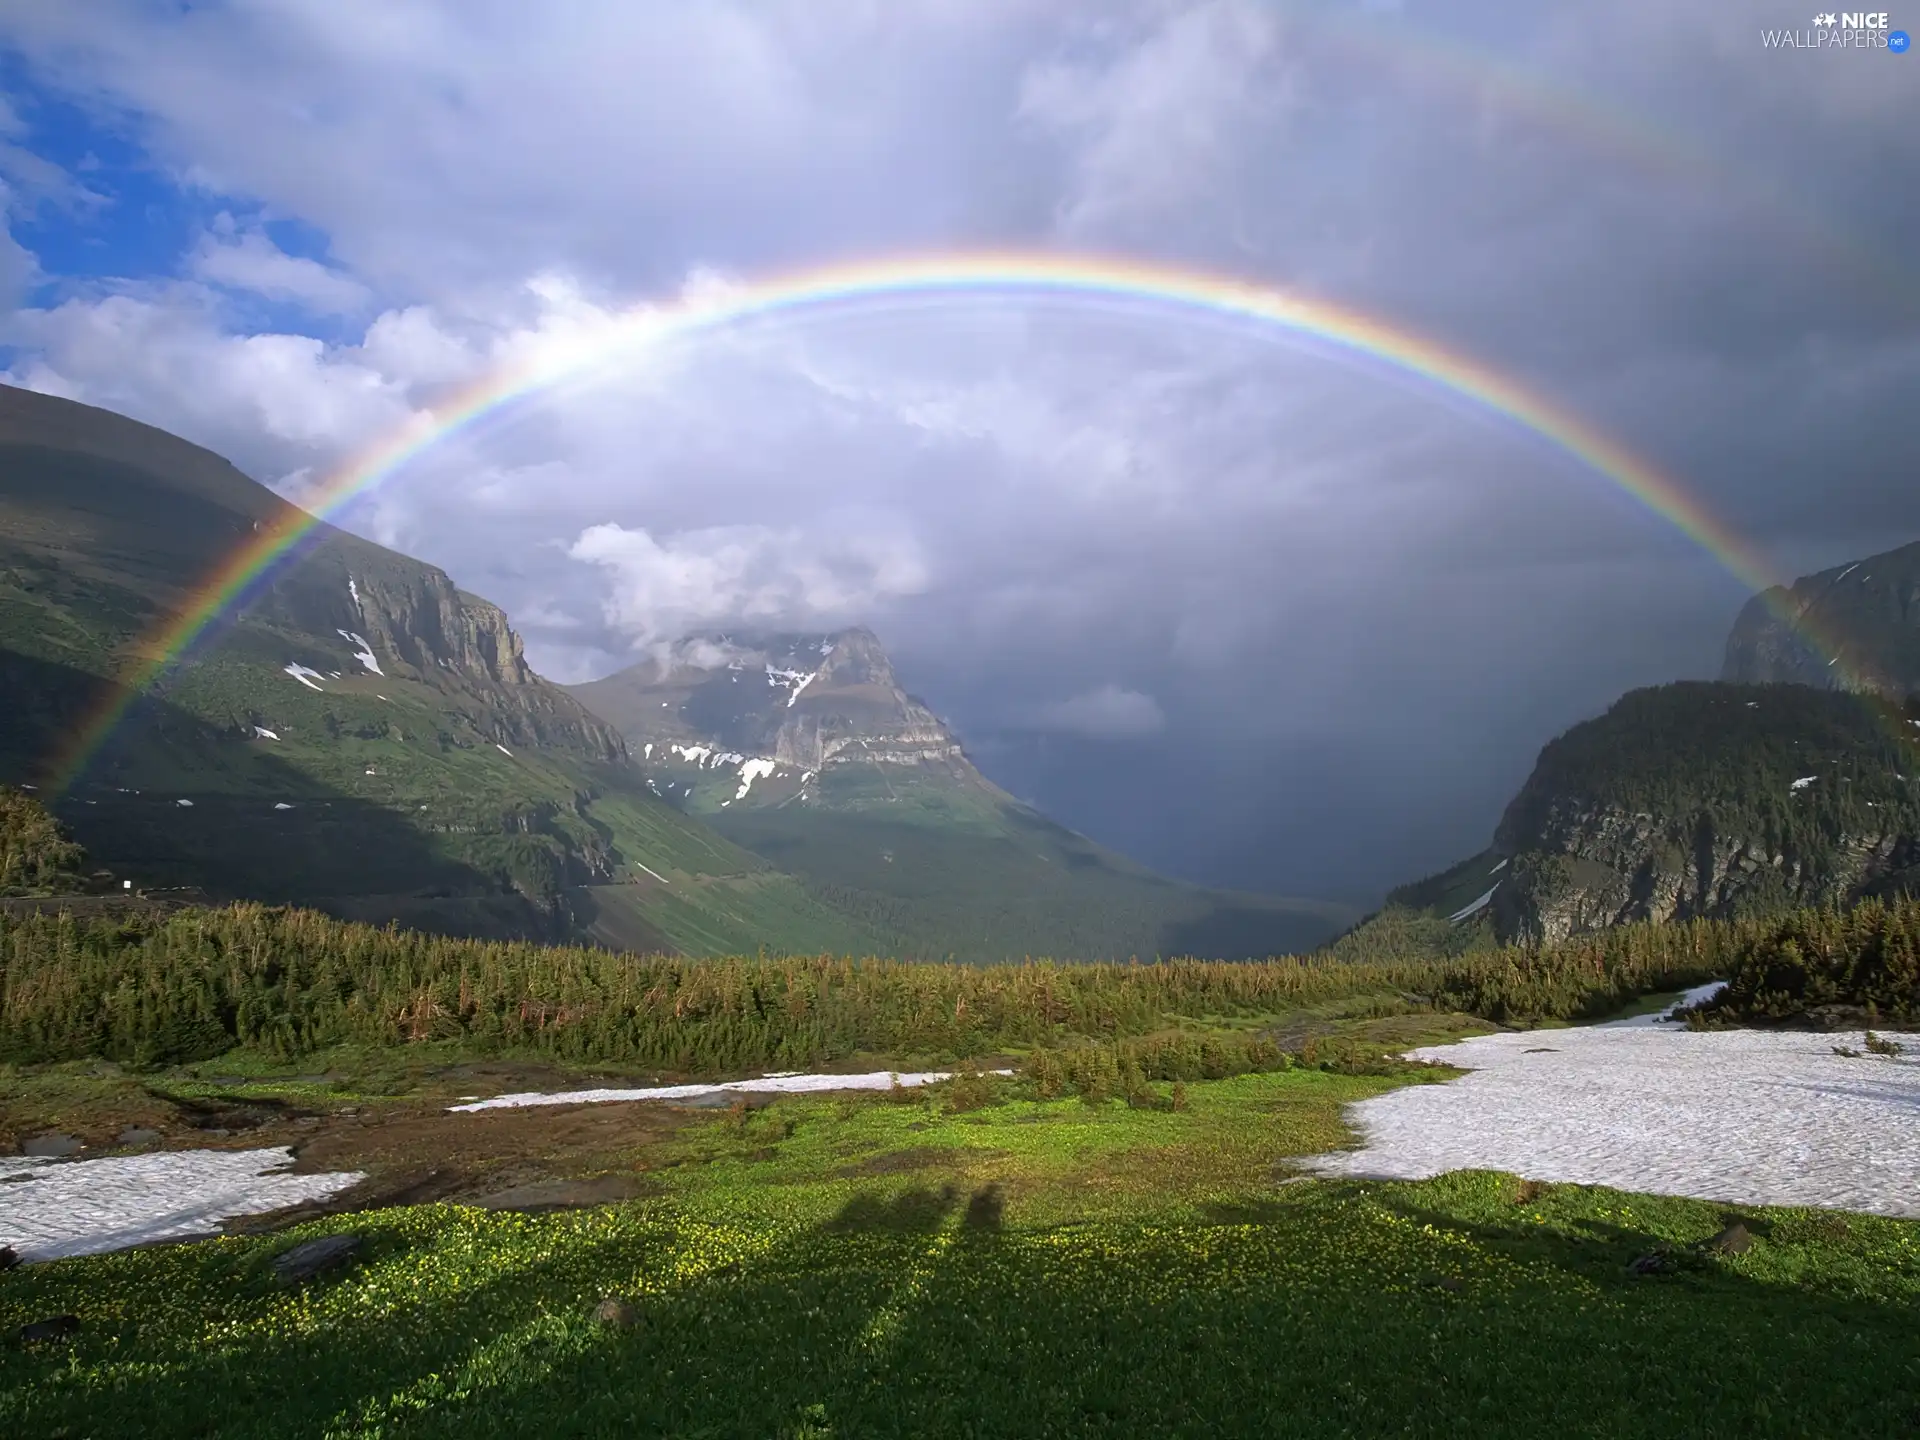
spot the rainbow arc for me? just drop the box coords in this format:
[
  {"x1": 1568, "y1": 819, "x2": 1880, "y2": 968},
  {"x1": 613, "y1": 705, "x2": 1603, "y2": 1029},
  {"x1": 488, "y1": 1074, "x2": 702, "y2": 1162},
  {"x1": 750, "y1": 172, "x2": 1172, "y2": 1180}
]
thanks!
[{"x1": 47, "y1": 250, "x2": 1879, "y2": 790}]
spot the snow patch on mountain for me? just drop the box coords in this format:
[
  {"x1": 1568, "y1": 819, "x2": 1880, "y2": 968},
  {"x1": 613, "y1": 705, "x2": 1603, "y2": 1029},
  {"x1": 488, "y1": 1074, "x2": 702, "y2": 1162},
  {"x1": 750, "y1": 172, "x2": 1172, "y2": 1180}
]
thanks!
[
  {"x1": 337, "y1": 629, "x2": 383, "y2": 675},
  {"x1": 283, "y1": 663, "x2": 326, "y2": 691},
  {"x1": 765, "y1": 665, "x2": 818, "y2": 707},
  {"x1": 734, "y1": 758, "x2": 779, "y2": 800},
  {"x1": 1448, "y1": 885, "x2": 1498, "y2": 923},
  {"x1": 253, "y1": 726, "x2": 278, "y2": 740}
]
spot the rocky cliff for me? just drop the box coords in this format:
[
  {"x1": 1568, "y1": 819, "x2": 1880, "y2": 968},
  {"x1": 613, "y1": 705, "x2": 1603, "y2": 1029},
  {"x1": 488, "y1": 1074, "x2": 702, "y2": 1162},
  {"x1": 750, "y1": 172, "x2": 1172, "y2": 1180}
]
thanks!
[
  {"x1": 1723, "y1": 539, "x2": 1920, "y2": 697},
  {"x1": 250, "y1": 536, "x2": 628, "y2": 764}
]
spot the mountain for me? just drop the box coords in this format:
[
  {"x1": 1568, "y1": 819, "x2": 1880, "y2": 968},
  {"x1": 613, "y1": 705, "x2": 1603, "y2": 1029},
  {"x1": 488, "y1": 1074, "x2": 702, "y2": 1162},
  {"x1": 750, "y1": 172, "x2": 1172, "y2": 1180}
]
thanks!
[
  {"x1": 1723, "y1": 540, "x2": 1920, "y2": 697},
  {"x1": 1345, "y1": 541, "x2": 1920, "y2": 952},
  {"x1": 0, "y1": 383, "x2": 891, "y2": 956},
  {"x1": 1415, "y1": 682, "x2": 1920, "y2": 944},
  {"x1": 567, "y1": 629, "x2": 1356, "y2": 962}
]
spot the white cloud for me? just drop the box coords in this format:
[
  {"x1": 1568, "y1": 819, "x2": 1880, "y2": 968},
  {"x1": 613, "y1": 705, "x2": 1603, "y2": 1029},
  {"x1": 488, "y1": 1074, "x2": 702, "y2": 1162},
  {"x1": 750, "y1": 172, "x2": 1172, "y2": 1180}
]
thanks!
[
  {"x1": 567, "y1": 519, "x2": 932, "y2": 652},
  {"x1": 189, "y1": 220, "x2": 371, "y2": 314},
  {"x1": 0, "y1": 288, "x2": 414, "y2": 484},
  {"x1": 1032, "y1": 684, "x2": 1167, "y2": 739},
  {"x1": 0, "y1": 200, "x2": 35, "y2": 307}
]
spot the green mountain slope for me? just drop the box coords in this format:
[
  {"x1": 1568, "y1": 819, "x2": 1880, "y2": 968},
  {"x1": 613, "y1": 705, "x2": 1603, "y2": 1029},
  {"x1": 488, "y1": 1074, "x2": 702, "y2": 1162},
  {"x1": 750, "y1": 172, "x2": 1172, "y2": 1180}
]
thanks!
[
  {"x1": 568, "y1": 631, "x2": 1356, "y2": 961},
  {"x1": 0, "y1": 383, "x2": 890, "y2": 956}
]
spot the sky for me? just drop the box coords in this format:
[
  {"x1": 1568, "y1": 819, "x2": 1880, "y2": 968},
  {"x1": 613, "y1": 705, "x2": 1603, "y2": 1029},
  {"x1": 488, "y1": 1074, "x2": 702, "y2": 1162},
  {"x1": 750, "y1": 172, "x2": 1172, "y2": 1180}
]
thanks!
[{"x1": 0, "y1": 0, "x2": 1914, "y2": 905}]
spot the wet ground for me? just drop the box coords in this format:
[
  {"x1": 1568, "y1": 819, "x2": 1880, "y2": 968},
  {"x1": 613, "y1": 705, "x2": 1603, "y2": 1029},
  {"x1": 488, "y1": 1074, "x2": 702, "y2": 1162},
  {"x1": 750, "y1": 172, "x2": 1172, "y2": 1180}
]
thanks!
[{"x1": 0, "y1": 1059, "x2": 796, "y2": 1240}]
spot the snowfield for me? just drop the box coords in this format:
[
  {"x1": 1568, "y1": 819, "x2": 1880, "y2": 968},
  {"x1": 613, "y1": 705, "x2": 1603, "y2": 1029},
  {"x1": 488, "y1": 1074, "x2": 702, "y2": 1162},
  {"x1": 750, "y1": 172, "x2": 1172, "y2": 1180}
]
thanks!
[
  {"x1": 0, "y1": 1148, "x2": 365, "y2": 1262},
  {"x1": 450, "y1": 1068, "x2": 1015, "y2": 1112},
  {"x1": 1306, "y1": 985, "x2": 1920, "y2": 1215}
]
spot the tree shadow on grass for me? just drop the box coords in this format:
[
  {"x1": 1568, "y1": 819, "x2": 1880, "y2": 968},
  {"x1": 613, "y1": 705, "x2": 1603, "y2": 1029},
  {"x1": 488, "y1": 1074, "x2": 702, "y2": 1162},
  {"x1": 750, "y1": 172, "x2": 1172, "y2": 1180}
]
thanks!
[{"x1": 6, "y1": 1184, "x2": 1920, "y2": 1440}]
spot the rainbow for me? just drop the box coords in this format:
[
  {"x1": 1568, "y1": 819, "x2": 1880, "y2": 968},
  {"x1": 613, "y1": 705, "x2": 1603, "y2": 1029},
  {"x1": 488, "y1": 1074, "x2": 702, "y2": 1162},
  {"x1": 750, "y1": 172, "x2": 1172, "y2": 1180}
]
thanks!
[{"x1": 46, "y1": 249, "x2": 1881, "y2": 789}]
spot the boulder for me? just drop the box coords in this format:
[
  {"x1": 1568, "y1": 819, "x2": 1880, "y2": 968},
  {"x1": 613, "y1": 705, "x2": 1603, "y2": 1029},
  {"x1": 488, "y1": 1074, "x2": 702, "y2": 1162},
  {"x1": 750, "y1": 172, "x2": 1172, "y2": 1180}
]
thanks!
[
  {"x1": 593, "y1": 1296, "x2": 640, "y2": 1328},
  {"x1": 21, "y1": 1133, "x2": 81, "y2": 1158},
  {"x1": 272, "y1": 1233, "x2": 364, "y2": 1284},
  {"x1": 1703, "y1": 1222, "x2": 1754, "y2": 1256},
  {"x1": 17, "y1": 1315, "x2": 80, "y2": 1344}
]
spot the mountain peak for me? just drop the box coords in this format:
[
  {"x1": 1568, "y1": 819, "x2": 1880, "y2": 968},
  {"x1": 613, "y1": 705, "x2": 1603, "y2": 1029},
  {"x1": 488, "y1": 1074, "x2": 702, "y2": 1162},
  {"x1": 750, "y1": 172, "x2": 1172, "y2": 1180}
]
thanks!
[
  {"x1": 1723, "y1": 539, "x2": 1920, "y2": 697},
  {"x1": 568, "y1": 625, "x2": 973, "y2": 810}
]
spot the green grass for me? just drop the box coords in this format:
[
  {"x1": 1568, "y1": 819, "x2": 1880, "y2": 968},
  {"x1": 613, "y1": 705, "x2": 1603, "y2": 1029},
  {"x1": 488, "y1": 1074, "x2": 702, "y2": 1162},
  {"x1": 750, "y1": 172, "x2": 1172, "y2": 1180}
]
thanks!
[{"x1": 5, "y1": 1072, "x2": 1919, "y2": 1437}]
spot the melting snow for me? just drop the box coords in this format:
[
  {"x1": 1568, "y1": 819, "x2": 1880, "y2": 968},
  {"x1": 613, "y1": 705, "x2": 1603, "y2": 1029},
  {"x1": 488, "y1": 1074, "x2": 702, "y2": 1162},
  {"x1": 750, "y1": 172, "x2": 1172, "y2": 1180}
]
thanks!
[
  {"x1": 1305, "y1": 985, "x2": 1920, "y2": 1216},
  {"x1": 0, "y1": 1148, "x2": 365, "y2": 1262},
  {"x1": 643, "y1": 743, "x2": 653, "y2": 759},
  {"x1": 283, "y1": 663, "x2": 326, "y2": 691},
  {"x1": 253, "y1": 726, "x2": 279, "y2": 740},
  {"x1": 818, "y1": 640, "x2": 834, "y2": 655},
  {"x1": 1447, "y1": 885, "x2": 1498, "y2": 923},
  {"x1": 273, "y1": 803, "x2": 294, "y2": 811},
  {"x1": 635, "y1": 861, "x2": 669, "y2": 884},
  {"x1": 671, "y1": 743, "x2": 712, "y2": 766},
  {"x1": 1834, "y1": 563, "x2": 1860, "y2": 583},
  {"x1": 765, "y1": 665, "x2": 818, "y2": 706},
  {"x1": 337, "y1": 629, "x2": 383, "y2": 675},
  {"x1": 495, "y1": 744, "x2": 513, "y2": 757},
  {"x1": 1791, "y1": 775, "x2": 1819, "y2": 791},
  {"x1": 734, "y1": 757, "x2": 779, "y2": 800},
  {"x1": 450, "y1": 1068, "x2": 1016, "y2": 1112},
  {"x1": 175, "y1": 799, "x2": 194, "y2": 808},
  {"x1": 1488, "y1": 858, "x2": 1509, "y2": 875},
  {"x1": 348, "y1": 577, "x2": 362, "y2": 612}
]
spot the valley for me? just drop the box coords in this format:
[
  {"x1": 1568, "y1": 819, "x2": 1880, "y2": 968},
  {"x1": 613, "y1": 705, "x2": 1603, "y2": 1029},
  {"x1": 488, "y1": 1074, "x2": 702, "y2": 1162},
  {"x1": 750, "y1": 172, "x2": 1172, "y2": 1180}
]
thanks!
[{"x1": 571, "y1": 629, "x2": 1353, "y2": 961}]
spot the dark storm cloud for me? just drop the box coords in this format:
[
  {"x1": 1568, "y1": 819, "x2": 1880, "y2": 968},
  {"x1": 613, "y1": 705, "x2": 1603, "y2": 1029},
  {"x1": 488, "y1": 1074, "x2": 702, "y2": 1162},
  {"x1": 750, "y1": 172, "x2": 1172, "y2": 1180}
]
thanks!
[{"x1": 0, "y1": 0, "x2": 1915, "y2": 903}]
